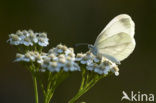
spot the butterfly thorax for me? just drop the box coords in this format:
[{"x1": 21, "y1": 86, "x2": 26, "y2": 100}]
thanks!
[
  {"x1": 88, "y1": 44, "x2": 98, "y2": 56},
  {"x1": 88, "y1": 44, "x2": 103, "y2": 59}
]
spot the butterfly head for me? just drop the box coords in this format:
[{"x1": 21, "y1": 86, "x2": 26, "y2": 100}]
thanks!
[{"x1": 88, "y1": 44, "x2": 97, "y2": 56}]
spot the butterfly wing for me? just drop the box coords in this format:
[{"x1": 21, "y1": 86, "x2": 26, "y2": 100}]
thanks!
[{"x1": 94, "y1": 14, "x2": 135, "y2": 61}]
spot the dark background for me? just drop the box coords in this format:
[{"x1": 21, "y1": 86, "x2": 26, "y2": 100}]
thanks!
[{"x1": 0, "y1": 0, "x2": 156, "y2": 103}]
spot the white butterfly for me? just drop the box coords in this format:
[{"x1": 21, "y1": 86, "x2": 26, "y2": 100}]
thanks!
[{"x1": 88, "y1": 14, "x2": 136, "y2": 64}]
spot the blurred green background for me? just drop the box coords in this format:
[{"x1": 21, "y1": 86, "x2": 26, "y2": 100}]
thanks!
[{"x1": 0, "y1": 0, "x2": 156, "y2": 103}]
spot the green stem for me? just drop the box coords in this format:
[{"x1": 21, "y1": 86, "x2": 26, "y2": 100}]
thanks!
[
  {"x1": 80, "y1": 69, "x2": 86, "y2": 90},
  {"x1": 68, "y1": 72, "x2": 101, "y2": 103},
  {"x1": 68, "y1": 89, "x2": 85, "y2": 103},
  {"x1": 46, "y1": 89, "x2": 55, "y2": 103},
  {"x1": 43, "y1": 71, "x2": 69, "y2": 103},
  {"x1": 44, "y1": 92, "x2": 50, "y2": 103},
  {"x1": 32, "y1": 75, "x2": 39, "y2": 103},
  {"x1": 68, "y1": 81, "x2": 95, "y2": 103},
  {"x1": 44, "y1": 73, "x2": 56, "y2": 103},
  {"x1": 44, "y1": 85, "x2": 54, "y2": 103}
]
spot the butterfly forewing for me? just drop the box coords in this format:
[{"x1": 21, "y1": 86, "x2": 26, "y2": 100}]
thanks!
[{"x1": 94, "y1": 14, "x2": 135, "y2": 61}]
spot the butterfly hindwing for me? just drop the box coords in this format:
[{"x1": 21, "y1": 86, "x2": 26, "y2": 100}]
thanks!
[{"x1": 96, "y1": 33, "x2": 135, "y2": 61}]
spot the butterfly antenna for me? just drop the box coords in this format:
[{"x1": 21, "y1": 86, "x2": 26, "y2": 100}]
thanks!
[{"x1": 75, "y1": 43, "x2": 89, "y2": 47}]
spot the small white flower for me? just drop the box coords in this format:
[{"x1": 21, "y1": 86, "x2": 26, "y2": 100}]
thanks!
[
  {"x1": 36, "y1": 55, "x2": 44, "y2": 64},
  {"x1": 94, "y1": 68, "x2": 103, "y2": 74},
  {"x1": 86, "y1": 64, "x2": 94, "y2": 71},
  {"x1": 93, "y1": 57, "x2": 100, "y2": 63},
  {"x1": 15, "y1": 53, "x2": 30, "y2": 62},
  {"x1": 103, "y1": 66, "x2": 110, "y2": 74},
  {"x1": 57, "y1": 49, "x2": 63, "y2": 53},
  {"x1": 38, "y1": 38, "x2": 49, "y2": 47},
  {"x1": 77, "y1": 52, "x2": 98, "y2": 65},
  {"x1": 80, "y1": 55, "x2": 93, "y2": 65},
  {"x1": 23, "y1": 37, "x2": 33, "y2": 46},
  {"x1": 64, "y1": 61, "x2": 80, "y2": 72},
  {"x1": 25, "y1": 52, "x2": 35, "y2": 61},
  {"x1": 68, "y1": 53, "x2": 75, "y2": 61},
  {"x1": 64, "y1": 49, "x2": 71, "y2": 55},
  {"x1": 16, "y1": 30, "x2": 25, "y2": 39},
  {"x1": 14, "y1": 53, "x2": 25, "y2": 62},
  {"x1": 47, "y1": 61, "x2": 60, "y2": 72},
  {"x1": 115, "y1": 72, "x2": 119, "y2": 76},
  {"x1": 8, "y1": 34, "x2": 22, "y2": 45},
  {"x1": 75, "y1": 53, "x2": 85, "y2": 61}
]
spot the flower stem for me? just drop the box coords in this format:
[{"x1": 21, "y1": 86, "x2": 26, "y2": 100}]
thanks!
[
  {"x1": 80, "y1": 68, "x2": 86, "y2": 90},
  {"x1": 68, "y1": 70, "x2": 101, "y2": 103},
  {"x1": 44, "y1": 89, "x2": 54, "y2": 103},
  {"x1": 32, "y1": 75, "x2": 39, "y2": 103},
  {"x1": 43, "y1": 72, "x2": 57, "y2": 103},
  {"x1": 68, "y1": 80, "x2": 97, "y2": 103}
]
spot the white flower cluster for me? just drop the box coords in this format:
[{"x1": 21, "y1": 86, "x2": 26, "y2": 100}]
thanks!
[
  {"x1": 15, "y1": 51, "x2": 47, "y2": 64},
  {"x1": 42, "y1": 44, "x2": 80, "y2": 72},
  {"x1": 15, "y1": 44, "x2": 80, "y2": 72},
  {"x1": 76, "y1": 52, "x2": 119, "y2": 76},
  {"x1": 8, "y1": 30, "x2": 49, "y2": 47}
]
